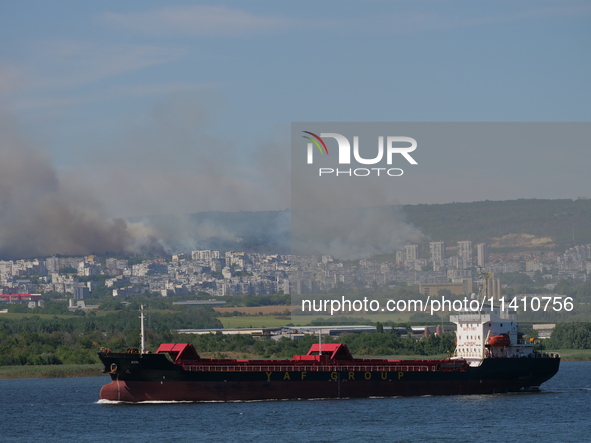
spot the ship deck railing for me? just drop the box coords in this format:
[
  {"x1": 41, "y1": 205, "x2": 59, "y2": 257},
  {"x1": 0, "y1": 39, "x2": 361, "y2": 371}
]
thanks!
[{"x1": 180, "y1": 364, "x2": 438, "y2": 372}]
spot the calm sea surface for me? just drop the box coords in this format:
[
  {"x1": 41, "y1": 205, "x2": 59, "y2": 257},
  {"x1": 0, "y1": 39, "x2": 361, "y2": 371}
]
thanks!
[{"x1": 1, "y1": 361, "x2": 589, "y2": 443}]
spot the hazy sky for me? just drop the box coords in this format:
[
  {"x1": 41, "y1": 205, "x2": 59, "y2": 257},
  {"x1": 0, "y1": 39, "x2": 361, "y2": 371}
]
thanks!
[{"x1": 1, "y1": 1, "x2": 590, "y2": 218}]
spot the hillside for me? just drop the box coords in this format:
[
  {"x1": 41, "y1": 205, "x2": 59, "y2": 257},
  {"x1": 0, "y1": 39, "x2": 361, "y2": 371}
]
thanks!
[
  {"x1": 403, "y1": 198, "x2": 591, "y2": 250},
  {"x1": 130, "y1": 199, "x2": 591, "y2": 255}
]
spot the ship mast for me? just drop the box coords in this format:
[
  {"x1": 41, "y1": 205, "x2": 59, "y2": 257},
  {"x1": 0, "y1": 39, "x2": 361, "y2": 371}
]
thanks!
[{"x1": 140, "y1": 304, "x2": 145, "y2": 354}]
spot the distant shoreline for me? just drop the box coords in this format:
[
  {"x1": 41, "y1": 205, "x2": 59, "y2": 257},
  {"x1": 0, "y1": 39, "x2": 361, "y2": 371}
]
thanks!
[
  {"x1": 0, "y1": 364, "x2": 105, "y2": 379},
  {"x1": 0, "y1": 350, "x2": 589, "y2": 379}
]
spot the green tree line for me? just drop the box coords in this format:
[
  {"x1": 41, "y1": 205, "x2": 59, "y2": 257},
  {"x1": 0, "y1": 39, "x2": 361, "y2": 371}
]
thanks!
[
  {"x1": 543, "y1": 323, "x2": 591, "y2": 349},
  {"x1": 0, "y1": 307, "x2": 221, "y2": 366}
]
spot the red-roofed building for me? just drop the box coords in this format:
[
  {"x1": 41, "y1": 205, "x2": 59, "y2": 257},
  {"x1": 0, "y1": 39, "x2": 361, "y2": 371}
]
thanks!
[{"x1": 0, "y1": 294, "x2": 42, "y2": 303}]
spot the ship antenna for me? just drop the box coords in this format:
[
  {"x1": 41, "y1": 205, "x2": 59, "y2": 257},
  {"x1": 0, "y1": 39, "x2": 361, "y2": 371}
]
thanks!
[
  {"x1": 140, "y1": 304, "x2": 145, "y2": 354},
  {"x1": 318, "y1": 329, "x2": 322, "y2": 357}
]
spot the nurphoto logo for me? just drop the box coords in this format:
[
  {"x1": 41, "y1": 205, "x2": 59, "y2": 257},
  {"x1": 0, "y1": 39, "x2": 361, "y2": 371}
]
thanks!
[{"x1": 302, "y1": 131, "x2": 418, "y2": 177}]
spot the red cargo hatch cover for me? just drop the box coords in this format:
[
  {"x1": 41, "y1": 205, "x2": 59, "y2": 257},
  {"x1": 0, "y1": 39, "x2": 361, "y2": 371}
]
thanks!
[
  {"x1": 306, "y1": 343, "x2": 353, "y2": 361},
  {"x1": 156, "y1": 343, "x2": 201, "y2": 361}
]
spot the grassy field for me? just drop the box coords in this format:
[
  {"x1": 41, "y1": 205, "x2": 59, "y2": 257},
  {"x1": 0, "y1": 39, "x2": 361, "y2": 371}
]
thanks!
[
  {"x1": 214, "y1": 304, "x2": 423, "y2": 329},
  {"x1": 0, "y1": 364, "x2": 105, "y2": 379}
]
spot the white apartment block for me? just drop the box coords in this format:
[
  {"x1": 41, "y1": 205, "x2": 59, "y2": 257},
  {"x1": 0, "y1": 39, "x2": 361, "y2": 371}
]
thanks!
[
  {"x1": 395, "y1": 251, "x2": 404, "y2": 264},
  {"x1": 191, "y1": 250, "x2": 221, "y2": 260},
  {"x1": 476, "y1": 243, "x2": 488, "y2": 267},
  {"x1": 404, "y1": 245, "x2": 419, "y2": 263},
  {"x1": 429, "y1": 241, "x2": 445, "y2": 262},
  {"x1": 457, "y1": 241, "x2": 473, "y2": 269}
]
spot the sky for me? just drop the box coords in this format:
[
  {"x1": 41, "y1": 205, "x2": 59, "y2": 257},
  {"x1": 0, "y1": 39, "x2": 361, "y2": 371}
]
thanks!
[{"x1": 0, "y1": 0, "x2": 590, "y2": 224}]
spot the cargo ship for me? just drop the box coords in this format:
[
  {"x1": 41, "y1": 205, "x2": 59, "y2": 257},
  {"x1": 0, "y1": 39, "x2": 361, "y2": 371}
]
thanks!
[{"x1": 98, "y1": 278, "x2": 560, "y2": 402}]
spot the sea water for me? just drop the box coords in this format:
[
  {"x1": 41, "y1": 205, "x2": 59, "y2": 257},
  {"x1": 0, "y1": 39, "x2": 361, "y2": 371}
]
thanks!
[{"x1": 0, "y1": 361, "x2": 589, "y2": 443}]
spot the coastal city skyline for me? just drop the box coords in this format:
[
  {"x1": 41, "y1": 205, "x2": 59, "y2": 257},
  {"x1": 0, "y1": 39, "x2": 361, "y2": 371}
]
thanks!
[{"x1": 2, "y1": 239, "x2": 589, "y2": 301}]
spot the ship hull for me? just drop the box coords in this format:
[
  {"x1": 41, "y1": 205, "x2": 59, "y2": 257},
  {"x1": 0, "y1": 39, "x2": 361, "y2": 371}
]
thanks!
[{"x1": 99, "y1": 353, "x2": 560, "y2": 402}]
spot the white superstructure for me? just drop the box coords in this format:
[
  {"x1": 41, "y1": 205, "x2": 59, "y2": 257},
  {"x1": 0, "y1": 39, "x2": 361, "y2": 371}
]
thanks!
[{"x1": 450, "y1": 274, "x2": 536, "y2": 366}]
